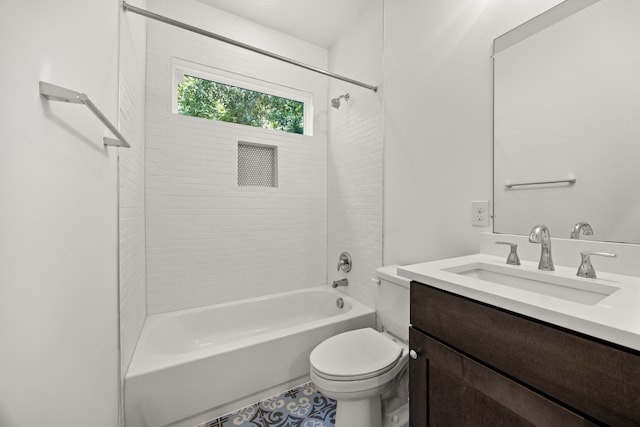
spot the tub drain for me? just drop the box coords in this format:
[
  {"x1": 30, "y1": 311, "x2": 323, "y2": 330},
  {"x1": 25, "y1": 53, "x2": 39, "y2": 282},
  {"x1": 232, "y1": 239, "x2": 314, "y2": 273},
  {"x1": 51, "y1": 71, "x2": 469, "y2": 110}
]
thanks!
[{"x1": 336, "y1": 297, "x2": 344, "y2": 309}]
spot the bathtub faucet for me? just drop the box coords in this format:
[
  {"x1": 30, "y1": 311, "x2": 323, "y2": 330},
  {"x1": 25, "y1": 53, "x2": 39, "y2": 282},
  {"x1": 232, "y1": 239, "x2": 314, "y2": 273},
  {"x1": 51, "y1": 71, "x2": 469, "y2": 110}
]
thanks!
[
  {"x1": 332, "y1": 278, "x2": 348, "y2": 288},
  {"x1": 337, "y1": 251, "x2": 353, "y2": 272}
]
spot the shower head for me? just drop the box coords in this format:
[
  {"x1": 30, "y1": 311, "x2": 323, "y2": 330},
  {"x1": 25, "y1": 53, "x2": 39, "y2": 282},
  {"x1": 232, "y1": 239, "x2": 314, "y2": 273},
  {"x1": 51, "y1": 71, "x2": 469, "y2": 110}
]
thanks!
[{"x1": 331, "y1": 93, "x2": 350, "y2": 109}]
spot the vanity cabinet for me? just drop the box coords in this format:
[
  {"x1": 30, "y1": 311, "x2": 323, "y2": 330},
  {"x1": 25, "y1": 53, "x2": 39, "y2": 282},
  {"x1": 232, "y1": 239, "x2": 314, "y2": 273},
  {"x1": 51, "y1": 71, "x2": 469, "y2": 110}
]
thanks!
[{"x1": 409, "y1": 282, "x2": 640, "y2": 426}]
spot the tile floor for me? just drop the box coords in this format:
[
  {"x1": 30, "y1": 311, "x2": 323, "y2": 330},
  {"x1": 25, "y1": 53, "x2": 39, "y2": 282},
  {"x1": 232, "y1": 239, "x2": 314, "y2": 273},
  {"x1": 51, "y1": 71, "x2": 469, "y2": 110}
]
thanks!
[{"x1": 198, "y1": 382, "x2": 336, "y2": 427}]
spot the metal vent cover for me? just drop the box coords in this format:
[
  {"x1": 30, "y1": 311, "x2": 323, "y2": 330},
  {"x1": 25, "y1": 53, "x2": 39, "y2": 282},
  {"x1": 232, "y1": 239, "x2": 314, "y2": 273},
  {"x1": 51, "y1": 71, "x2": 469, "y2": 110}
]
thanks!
[{"x1": 237, "y1": 142, "x2": 278, "y2": 187}]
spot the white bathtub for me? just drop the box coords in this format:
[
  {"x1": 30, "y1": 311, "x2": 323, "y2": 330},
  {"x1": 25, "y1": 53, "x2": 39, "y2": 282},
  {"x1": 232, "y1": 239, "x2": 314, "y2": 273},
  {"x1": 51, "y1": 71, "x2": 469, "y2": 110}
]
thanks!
[{"x1": 124, "y1": 286, "x2": 375, "y2": 427}]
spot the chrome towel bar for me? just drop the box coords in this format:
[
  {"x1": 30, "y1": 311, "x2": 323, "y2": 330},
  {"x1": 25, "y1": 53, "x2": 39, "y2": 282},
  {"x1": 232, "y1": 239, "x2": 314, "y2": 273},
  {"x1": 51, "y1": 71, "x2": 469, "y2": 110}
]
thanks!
[
  {"x1": 39, "y1": 81, "x2": 130, "y2": 148},
  {"x1": 505, "y1": 178, "x2": 576, "y2": 188}
]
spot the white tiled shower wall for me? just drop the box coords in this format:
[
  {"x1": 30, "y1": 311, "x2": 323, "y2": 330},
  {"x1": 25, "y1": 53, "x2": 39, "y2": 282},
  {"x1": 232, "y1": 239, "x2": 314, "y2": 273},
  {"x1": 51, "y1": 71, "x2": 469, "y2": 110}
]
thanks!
[
  {"x1": 327, "y1": 2, "x2": 384, "y2": 310},
  {"x1": 118, "y1": 0, "x2": 147, "y2": 393},
  {"x1": 145, "y1": 0, "x2": 329, "y2": 314}
]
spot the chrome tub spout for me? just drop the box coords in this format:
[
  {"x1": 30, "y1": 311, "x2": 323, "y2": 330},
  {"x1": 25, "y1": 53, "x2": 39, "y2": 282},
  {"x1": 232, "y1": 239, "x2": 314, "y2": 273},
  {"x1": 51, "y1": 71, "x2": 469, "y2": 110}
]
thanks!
[{"x1": 331, "y1": 278, "x2": 348, "y2": 288}]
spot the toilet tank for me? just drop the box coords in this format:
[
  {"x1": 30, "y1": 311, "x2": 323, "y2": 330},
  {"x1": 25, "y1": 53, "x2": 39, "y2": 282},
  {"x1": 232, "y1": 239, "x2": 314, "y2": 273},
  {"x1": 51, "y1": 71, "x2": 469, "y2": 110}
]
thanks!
[{"x1": 376, "y1": 265, "x2": 411, "y2": 342}]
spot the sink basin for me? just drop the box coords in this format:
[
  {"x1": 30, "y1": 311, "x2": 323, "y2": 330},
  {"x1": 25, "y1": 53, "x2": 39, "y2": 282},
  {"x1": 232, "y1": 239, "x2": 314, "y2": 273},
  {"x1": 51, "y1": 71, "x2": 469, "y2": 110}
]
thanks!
[{"x1": 444, "y1": 262, "x2": 620, "y2": 305}]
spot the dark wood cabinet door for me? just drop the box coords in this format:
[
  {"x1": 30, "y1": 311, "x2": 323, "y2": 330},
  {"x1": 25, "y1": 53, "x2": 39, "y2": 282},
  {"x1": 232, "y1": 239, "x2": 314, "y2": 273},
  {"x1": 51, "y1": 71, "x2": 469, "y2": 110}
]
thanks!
[
  {"x1": 411, "y1": 282, "x2": 640, "y2": 426},
  {"x1": 409, "y1": 328, "x2": 593, "y2": 427},
  {"x1": 409, "y1": 326, "x2": 428, "y2": 426}
]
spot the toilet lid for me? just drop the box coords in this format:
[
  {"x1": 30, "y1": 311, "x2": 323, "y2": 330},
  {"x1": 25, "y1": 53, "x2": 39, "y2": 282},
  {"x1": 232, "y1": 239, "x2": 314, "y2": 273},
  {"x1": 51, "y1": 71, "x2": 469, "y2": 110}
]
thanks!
[{"x1": 310, "y1": 328, "x2": 403, "y2": 380}]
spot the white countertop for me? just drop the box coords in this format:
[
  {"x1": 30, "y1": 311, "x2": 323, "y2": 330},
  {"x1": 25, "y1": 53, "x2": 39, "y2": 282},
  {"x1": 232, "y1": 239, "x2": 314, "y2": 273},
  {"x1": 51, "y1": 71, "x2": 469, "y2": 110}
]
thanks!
[{"x1": 399, "y1": 254, "x2": 640, "y2": 352}]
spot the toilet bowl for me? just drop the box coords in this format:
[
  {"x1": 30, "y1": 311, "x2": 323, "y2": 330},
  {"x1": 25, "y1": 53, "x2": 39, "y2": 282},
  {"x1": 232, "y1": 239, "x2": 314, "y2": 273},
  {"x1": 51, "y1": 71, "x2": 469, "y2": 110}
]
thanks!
[
  {"x1": 310, "y1": 266, "x2": 410, "y2": 427},
  {"x1": 310, "y1": 328, "x2": 408, "y2": 427}
]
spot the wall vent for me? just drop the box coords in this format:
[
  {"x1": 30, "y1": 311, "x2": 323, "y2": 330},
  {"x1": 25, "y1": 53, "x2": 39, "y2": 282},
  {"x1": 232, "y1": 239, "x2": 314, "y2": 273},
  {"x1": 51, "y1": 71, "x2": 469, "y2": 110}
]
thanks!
[{"x1": 237, "y1": 142, "x2": 278, "y2": 187}]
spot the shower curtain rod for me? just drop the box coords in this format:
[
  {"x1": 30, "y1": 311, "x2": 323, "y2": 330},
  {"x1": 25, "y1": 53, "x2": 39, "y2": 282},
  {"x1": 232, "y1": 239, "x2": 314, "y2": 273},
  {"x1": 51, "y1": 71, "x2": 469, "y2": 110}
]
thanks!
[{"x1": 122, "y1": 2, "x2": 378, "y2": 93}]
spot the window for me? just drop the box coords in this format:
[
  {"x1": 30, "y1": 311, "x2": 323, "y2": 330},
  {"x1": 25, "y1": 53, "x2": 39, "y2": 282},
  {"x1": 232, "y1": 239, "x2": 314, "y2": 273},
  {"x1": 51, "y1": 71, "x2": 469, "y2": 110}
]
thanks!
[{"x1": 173, "y1": 60, "x2": 312, "y2": 135}]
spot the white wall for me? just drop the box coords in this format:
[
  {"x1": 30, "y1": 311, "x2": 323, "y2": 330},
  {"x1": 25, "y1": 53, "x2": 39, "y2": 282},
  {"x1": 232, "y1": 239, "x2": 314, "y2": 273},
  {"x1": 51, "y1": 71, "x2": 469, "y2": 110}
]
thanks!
[
  {"x1": 383, "y1": 0, "x2": 563, "y2": 266},
  {"x1": 144, "y1": 0, "x2": 329, "y2": 314},
  {"x1": 327, "y1": 1, "x2": 384, "y2": 309},
  {"x1": 0, "y1": 0, "x2": 120, "y2": 426},
  {"x1": 118, "y1": 0, "x2": 147, "y2": 418}
]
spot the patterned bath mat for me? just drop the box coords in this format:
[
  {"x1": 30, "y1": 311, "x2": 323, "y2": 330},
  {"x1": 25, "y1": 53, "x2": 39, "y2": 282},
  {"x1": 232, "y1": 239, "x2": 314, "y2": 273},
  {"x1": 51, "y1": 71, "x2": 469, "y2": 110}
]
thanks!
[{"x1": 198, "y1": 382, "x2": 336, "y2": 427}]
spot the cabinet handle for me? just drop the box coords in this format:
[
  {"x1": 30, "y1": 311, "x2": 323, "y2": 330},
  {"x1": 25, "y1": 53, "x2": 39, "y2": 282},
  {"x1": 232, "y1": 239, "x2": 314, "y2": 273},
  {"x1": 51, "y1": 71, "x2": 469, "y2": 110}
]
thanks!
[{"x1": 410, "y1": 349, "x2": 419, "y2": 360}]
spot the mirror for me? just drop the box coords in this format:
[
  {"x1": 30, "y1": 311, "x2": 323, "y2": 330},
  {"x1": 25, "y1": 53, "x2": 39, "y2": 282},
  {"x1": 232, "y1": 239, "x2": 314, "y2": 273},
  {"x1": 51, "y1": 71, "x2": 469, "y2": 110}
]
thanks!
[{"x1": 493, "y1": 0, "x2": 640, "y2": 244}]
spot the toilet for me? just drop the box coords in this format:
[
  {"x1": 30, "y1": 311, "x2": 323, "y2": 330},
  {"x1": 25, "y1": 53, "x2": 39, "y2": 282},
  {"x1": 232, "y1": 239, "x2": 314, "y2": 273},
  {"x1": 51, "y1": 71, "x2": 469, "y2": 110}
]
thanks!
[{"x1": 310, "y1": 266, "x2": 410, "y2": 427}]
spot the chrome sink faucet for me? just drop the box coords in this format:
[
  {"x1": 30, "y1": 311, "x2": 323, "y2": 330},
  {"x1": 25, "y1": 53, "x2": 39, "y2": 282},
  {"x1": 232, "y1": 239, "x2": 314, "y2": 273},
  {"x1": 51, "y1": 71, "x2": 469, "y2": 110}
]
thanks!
[
  {"x1": 495, "y1": 241, "x2": 520, "y2": 265},
  {"x1": 529, "y1": 224, "x2": 554, "y2": 271},
  {"x1": 570, "y1": 221, "x2": 594, "y2": 239},
  {"x1": 576, "y1": 251, "x2": 616, "y2": 279}
]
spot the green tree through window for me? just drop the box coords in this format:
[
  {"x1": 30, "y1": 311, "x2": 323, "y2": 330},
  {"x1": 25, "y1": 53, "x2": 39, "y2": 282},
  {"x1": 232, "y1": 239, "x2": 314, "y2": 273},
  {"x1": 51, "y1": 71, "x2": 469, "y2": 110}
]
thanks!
[{"x1": 177, "y1": 75, "x2": 304, "y2": 134}]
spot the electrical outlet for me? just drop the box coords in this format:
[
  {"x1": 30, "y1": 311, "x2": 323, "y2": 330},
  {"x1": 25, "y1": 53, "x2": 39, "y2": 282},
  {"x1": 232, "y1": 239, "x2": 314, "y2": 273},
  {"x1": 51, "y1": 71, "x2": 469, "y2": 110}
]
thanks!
[{"x1": 472, "y1": 200, "x2": 490, "y2": 226}]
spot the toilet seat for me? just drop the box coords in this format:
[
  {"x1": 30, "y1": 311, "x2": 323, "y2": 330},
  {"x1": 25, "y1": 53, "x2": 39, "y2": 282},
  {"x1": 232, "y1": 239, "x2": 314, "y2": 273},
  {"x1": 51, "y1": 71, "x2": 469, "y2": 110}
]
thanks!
[{"x1": 310, "y1": 328, "x2": 403, "y2": 381}]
